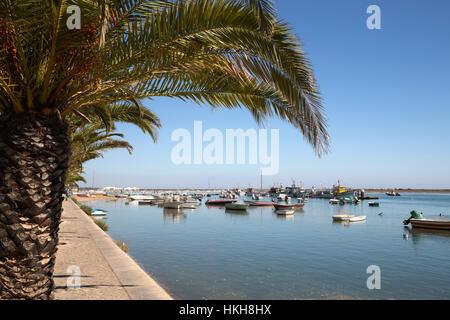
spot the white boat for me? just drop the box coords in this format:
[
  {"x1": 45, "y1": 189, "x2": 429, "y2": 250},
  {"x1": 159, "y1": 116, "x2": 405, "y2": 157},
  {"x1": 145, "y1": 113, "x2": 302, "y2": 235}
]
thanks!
[
  {"x1": 332, "y1": 214, "x2": 355, "y2": 221},
  {"x1": 91, "y1": 209, "x2": 107, "y2": 216},
  {"x1": 404, "y1": 210, "x2": 440, "y2": 228},
  {"x1": 128, "y1": 194, "x2": 155, "y2": 201},
  {"x1": 182, "y1": 203, "x2": 199, "y2": 209},
  {"x1": 329, "y1": 199, "x2": 340, "y2": 204},
  {"x1": 275, "y1": 209, "x2": 295, "y2": 215},
  {"x1": 277, "y1": 194, "x2": 287, "y2": 201},
  {"x1": 183, "y1": 197, "x2": 199, "y2": 204},
  {"x1": 349, "y1": 215, "x2": 366, "y2": 222},
  {"x1": 163, "y1": 201, "x2": 182, "y2": 209}
]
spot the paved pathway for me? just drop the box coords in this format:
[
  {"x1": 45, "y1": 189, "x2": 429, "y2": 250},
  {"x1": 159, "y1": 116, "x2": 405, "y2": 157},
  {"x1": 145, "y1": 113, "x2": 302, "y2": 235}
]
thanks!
[{"x1": 54, "y1": 200, "x2": 172, "y2": 300}]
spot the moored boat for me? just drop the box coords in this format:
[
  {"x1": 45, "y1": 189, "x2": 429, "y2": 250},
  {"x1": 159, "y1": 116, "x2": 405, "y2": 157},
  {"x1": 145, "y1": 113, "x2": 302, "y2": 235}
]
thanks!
[
  {"x1": 408, "y1": 218, "x2": 450, "y2": 230},
  {"x1": 205, "y1": 199, "x2": 237, "y2": 205},
  {"x1": 181, "y1": 202, "x2": 199, "y2": 209},
  {"x1": 273, "y1": 203, "x2": 304, "y2": 209},
  {"x1": 332, "y1": 214, "x2": 355, "y2": 221},
  {"x1": 368, "y1": 201, "x2": 379, "y2": 207},
  {"x1": 349, "y1": 215, "x2": 366, "y2": 222},
  {"x1": 403, "y1": 211, "x2": 450, "y2": 230},
  {"x1": 247, "y1": 201, "x2": 274, "y2": 207},
  {"x1": 275, "y1": 209, "x2": 295, "y2": 215},
  {"x1": 163, "y1": 201, "x2": 183, "y2": 209},
  {"x1": 128, "y1": 194, "x2": 155, "y2": 201},
  {"x1": 329, "y1": 199, "x2": 340, "y2": 204},
  {"x1": 332, "y1": 182, "x2": 356, "y2": 199},
  {"x1": 91, "y1": 209, "x2": 107, "y2": 216},
  {"x1": 138, "y1": 200, "x2": 153, "y2": 205}
]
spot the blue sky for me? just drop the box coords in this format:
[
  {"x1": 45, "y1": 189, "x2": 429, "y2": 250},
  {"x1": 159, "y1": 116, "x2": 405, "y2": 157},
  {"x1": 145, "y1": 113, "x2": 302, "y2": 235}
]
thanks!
[{"x1": 81, "y1": 0, "x2": 450, "y2": 189}]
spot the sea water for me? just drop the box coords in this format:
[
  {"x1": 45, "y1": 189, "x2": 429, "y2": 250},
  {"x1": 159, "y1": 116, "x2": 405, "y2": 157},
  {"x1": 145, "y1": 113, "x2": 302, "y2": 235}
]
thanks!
[{"x1": 81, "y1": 193, "x2": 450, "y2": 299}]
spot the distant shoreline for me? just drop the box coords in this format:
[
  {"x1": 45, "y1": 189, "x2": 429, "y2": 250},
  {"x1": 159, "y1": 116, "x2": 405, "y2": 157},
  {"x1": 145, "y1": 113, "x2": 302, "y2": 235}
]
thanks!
[
  {"x1": 73, "y1": 195, "x2": 118, "y2": 201},
  {"x1": 74, "y1": 189, "x2": 450, "y2": 196},
  {"x1": 364, "y1": 189, "x2": 450, "y2": 194}
]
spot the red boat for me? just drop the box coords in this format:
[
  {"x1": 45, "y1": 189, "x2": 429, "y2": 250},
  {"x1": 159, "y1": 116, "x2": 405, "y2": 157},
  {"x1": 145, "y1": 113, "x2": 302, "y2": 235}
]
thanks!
[
  {"x1": 205, "y1": 199, "x2": 237, "y2": 205},
  {"x1": 247, "y1": 201, "x2": 274, "y2": 207},
  {"x1": 274, "y1": 203, "x2": 305, "y2": 209}
]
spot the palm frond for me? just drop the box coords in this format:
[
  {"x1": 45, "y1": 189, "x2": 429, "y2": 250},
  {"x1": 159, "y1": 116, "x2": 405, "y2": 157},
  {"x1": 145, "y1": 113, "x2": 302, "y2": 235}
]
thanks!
[{"x1": 1, "y1": 0, "x2": 329, "y2": 155}]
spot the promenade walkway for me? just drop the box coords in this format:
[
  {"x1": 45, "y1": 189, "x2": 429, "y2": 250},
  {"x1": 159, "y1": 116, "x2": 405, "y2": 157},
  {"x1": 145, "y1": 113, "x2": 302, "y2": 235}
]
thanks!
[{"x1": 54, "y1": 200, "x2": 172, "y2": 300}]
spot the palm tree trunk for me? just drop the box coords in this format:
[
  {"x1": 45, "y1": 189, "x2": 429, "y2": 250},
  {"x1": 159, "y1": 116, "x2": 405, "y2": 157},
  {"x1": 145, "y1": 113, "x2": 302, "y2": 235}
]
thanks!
[{"x1": 0, "y1": 113, "x2": 70, "y2": 299}]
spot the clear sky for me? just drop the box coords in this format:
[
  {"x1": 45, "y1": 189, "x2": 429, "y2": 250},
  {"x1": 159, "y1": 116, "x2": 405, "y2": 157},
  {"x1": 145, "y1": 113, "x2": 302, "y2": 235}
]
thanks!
[{"x1": 81, "y1": 0, "x2": 450, "y2": 189}]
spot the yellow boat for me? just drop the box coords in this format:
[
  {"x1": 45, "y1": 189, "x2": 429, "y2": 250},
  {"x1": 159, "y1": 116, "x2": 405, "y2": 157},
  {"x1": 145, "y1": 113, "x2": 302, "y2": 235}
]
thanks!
[{"x1": 332, "y1": 181, "x2": 355, "y2": 198}]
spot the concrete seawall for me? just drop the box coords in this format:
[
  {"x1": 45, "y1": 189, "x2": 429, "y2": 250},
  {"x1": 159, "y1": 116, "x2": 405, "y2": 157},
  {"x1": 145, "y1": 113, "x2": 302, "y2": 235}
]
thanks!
[{"x1": 54, "y1": 199, "x2": 173, "y2": 300}]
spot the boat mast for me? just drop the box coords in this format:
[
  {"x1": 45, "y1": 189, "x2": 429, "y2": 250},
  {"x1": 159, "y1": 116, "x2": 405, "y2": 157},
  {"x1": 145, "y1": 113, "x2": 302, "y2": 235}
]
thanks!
[{"x1": 260, "y1": 170, "x2": 262, "y2": 191}]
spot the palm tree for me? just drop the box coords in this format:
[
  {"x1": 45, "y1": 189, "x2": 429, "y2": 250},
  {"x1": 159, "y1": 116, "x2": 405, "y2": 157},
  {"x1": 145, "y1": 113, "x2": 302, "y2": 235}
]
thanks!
[
  {"x1": 0, "y1": 0, "x2": 328, "y2": 299},
  {"x1": 67, "y1": 102, "x2": 161, "y2": 186},
  {"x1": 67, "y1": 125, "x2": 133, "y2": 185}
]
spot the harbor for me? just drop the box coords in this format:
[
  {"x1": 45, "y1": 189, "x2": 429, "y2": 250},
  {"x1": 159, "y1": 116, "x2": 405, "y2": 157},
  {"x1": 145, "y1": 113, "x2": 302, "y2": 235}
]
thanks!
[{"x1": 75, "y1": 190, "x2": 450, "y2": 299}]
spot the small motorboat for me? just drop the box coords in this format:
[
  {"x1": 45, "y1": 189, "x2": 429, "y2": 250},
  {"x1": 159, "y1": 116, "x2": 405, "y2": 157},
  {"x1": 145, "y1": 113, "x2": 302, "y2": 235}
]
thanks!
[
  {"x1": 205, "y1": 199, "x2": 237, "y2": 205},
  {"x1": 163, "y1": 201, "x2": 183, "y2": 209},
  {"x1": 332, "y1": 214, "x2": 355, "y2": 221},
  {"x1": 348, "y1": 216, "x2": 366, "y2": 222},
  {"x1": 386, "y1": 191, "x2": 401, "y2": 196},
  {"x1": 91, "y1": 209, "x2": 107, "y2": 216},
  {"x1": 407, "y1": 218, "x2": 450, "y2": 230},
  {"x1": 182, "y1": 203, "x2": 199, "y2": 209},
  {"x1": 128, "y1": 195, "x2": 155, "y2": 201},
  {"x1": 329, "y1": 199, "x2": 340, "y2": 204},
  {"x1": 368, "y1": 201, "x2": 379, "y2": 207},
  {"x1": 403, "y1": 210, "x2": 450, "y2": 230},
  {"x1": 247, "y1": 201, "x2": 274, "y2": 207},
  {"x1": 181, "y1": 197, "x2": 199, "y2": 209},
  {"x1": 275, "y1": 209, "x2": 295, "y2": 215},
  {"x1": 138, "y1": 200, "x2": 153, "y2": 205},
  {"x1": 225, "y1": 203, "x2": 248, "y2": 210},
  {"x1": 274, "y1": 203, "x2": 304, "y2": 209}
]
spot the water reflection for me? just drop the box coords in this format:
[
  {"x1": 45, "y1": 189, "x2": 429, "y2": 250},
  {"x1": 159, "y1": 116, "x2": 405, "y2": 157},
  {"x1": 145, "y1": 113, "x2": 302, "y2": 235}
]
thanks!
[
  {"x1": 275, "y1": 214, "x2": 295, "y2": 221},
  {"x1": 163, "y1": 208, "x2": 187, "y2": 223},
  {"x1": 225, "y1": 209, "x2": 249, "y2": 215},
  {"x1": 404, "y1": 226, "x2": 450, "y2": 244}
]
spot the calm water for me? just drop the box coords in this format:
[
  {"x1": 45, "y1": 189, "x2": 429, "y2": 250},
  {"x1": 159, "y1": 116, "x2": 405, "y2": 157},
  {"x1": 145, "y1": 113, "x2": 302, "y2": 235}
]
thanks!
[{"x1": 82, "y1": 193, "x2": 450, "y2": 299}]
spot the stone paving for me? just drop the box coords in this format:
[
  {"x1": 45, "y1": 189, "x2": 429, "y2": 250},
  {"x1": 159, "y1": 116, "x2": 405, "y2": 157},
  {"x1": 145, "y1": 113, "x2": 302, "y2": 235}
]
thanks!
[{"x1": 54, "y1": 200, "x2": 172, "y2": 300}]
